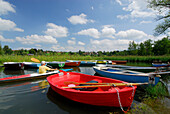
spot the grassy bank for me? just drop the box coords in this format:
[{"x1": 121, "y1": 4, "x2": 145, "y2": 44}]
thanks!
[{"x1": 0, "y1": 55, "x2": 169, "y2": 64}]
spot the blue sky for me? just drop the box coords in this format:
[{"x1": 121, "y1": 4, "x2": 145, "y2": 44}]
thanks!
[{"x1": 0, "y1": 0, "x2": 168, "y2": 51}]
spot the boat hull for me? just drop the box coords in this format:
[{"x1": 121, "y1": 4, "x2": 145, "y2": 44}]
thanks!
[
  {"x1": 65, "y1": 61, "x2": 81, "y2": 67},
  {"x1": 47, "y1": 72, "x2": 137, "y2": 107},
  {"x1": 112, "y1": 60, "x2": 127, "y2": 64},
  {"x1": 0, "y1": 69, "x2": 72, "y2": 83},
  {"x1": 23, "y1": 62, "x2": 41, "y2": 68},
  {"x1": 93, "y1": 66, "x2": 160, "y2": 85},
  {"x1": 4, "y1": 62, "x2": 24, "y2": 70},
  {"x1": 47, "y1": 62, "x2": 65, "y2": 68}
]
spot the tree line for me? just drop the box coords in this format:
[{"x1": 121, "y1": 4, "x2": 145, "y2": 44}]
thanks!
[{"x1": 0, "y1": 37, "x2": 169, "y2": 56}]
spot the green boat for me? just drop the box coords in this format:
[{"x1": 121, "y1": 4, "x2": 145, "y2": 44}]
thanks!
[{"x1": 47, "y1": 62, "x2": 65, "y2": 68}]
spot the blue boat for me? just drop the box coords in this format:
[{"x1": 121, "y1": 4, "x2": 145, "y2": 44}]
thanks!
[
  {"x1": 80, "y1": 61, "x2": 96, "y2": 66},
  {"x1": 23, "y1": 62, "x2": 41, "y2": 68},
  {"x1": 93, "y1": 66, "x2": 160, "y2": 85},
  {"x1": 152, "y1": 63, "x2": 170, "y2": 67},
  {"x1": 106, "y1": 64, "x2": 158, "y2": 73}
]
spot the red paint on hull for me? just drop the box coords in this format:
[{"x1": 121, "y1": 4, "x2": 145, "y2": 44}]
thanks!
[
  {"x1": 65, "y1": 62, "x2": 81, "y2": 67},
  {"x1": 47, "y1": 72, "x2": 137, "y2": 107},
  {"x1": 112, "y1": 60, "x2": 127, "y2": 64}
]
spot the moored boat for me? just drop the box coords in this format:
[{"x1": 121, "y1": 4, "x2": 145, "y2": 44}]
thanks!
[
  {"x1": 0, "y1": 69, "x2": 72, "y2": 84},
  {"x1": 23, "y1": 62, "x2": 41, "y2": 68},
  {"x1": 65, "y1": 60, "x2": 81, "y2": 67},
  {"x1": 4, "y1": 62, "x2": 24, "y2": 70},
  {"x1": 93, "y1": 66, "x2": 160, "y2": 85},
  {"x1": 47, "y1": 61, "x2": 65, "y2": 68},
  {"x1": 107, "y1": 64, "x2": 157, "y2": 73},
  {"x1": 79, "y1": 61, "x2": 96, "y2": 66},
  {"x1": 47, "y1": 71, "x2": 137, "y2": 108},
  {"x1": 152, "y1": 63, "x2": 170, "y2": 67},
  {"x1": 112, "y1": 60, "x2": 127, "y2": 64}
]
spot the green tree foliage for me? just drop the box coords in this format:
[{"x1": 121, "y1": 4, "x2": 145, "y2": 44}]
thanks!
[
  {"x1": 144, "y1": 39, "x2": 153, "y2": 55},
  {"x1": 148, "y1": 0, "x2": 170, "y2": 36},
  {"x1": 3, "y1": 45, "x2": 13, "y2": 55},
  {"x1": 138, "y1": 42, "x2": 146, "y2": 55},
  {"x1": 153, "y1": 37, "x2": 170, "y2": 55},
  {"x1": 29, "y1": 48, "x2": 36, "y2": 55},
  {"x1": 0, "y1": 43, "x2": 4, "y2": 55},
  {"x1": 128, "y1": 41, "x2": 138, "y2": 55}
]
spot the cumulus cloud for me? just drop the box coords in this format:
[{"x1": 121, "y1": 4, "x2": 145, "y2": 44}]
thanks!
[
  {"x1": 115, "y1": 0, "x2": 122, "y2": 5},
  {"x1": 0, "y1": 18, "x2": 24, "y2": 32},
  {"x1": 16, "y1": 34, "x2": 58, "y2": 44},
  {"x1": 0, "y1": 35, "x2": 14, "y2": 42},
  {"x1": 68, "y1": 13, "x2": 94, "y2": 25},
  {"x1": 67, "y1": 40, "x2": 76, "y2": 45},
  {"x1": 77, "y1": 28, "x2": 100, "y2": 38},
  {"x1": 139, "y1": 21, "x2": 152, "y2": 24},
  {"x1": 45, "y1": 23, "x2": 68, "y2": 38},
  {"x1": 78, "y1": 41, "x2": 85, "y2": 45},
  {"x1": 101, "y1": 26, "x2": 116, "y2": 39},
  {"x1": 117, "y1": 0, "x2": 156, "y2": 20},
  {"x1": 90, "y1": 39, "x2": 130, "y2": 51},
  {"x1": 0, "y1": 0, "x2": 15, "y2": 15},
  {"x1": 116, "y1": 29, "x2": 148, "y2": 41}
]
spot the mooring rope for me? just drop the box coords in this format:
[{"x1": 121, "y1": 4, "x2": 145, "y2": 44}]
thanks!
[{"x1": 114, "y1": 86, "x2": 135, "y2": 113}]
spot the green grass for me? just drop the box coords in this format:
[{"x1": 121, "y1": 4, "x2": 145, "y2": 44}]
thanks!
[{"x1": 0, "y1": 55, "x2": 169, "y2": 64}]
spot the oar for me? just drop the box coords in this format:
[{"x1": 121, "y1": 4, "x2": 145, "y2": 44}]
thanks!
[
  {"x1": 31, "y1": 58, "x2": 40, "y2": 63},
  {"x1": 63, "y1": 82, "x2": 148, "y2": 89},
  {"x1": 64, "y1": 81, "x2": 148, "y2": 86}
]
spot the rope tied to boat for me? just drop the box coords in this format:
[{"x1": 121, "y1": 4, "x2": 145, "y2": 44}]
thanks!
[{"x1": 114, "y1": 86, "x2": 135, "y2": 113}]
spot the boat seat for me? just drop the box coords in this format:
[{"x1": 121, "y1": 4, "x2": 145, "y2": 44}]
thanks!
[{"x1": 75, "y1": 80, "x2": 99, "y2": 91}]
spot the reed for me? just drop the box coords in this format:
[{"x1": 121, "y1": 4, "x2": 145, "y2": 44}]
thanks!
[{"x1": 0, "y1": 55, "x2": 169, "y2": 64}]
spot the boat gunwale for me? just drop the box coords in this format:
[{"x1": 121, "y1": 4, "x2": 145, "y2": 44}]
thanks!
[
  {"x1": 93, "y1": 66, "x2": 152, "y2": 77},
  {"x1": 47, "y1": 72, "x2": 137, "y2": 94}
]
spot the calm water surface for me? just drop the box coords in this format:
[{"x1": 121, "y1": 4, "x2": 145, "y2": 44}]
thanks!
[{"x1": 0, "y1": 63, "x2": 169, "y2": 114}]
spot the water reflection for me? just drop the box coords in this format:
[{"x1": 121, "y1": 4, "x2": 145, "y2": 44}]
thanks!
[
  {"x1": 47, "y1": 87, "x2": 124, "y2": 114},
  {"x1": 3, "y1": 69, "x2": 25, "y2": 75}
]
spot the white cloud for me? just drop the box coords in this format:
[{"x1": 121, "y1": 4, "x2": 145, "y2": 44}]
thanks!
[
  {"x1": 51, "y1": 45, "x2": 65, "y2": 51},
  {"x1": 101, "y1": 26, "x2": 116, "y2": 38},
  {"x1": 0, "y1": 0, "x2": 15, "y2": 15},
  {"x1": 16, "y1": 34, "x2": 58, "y2": 44},
  {"x1": 90, "y1": 39, "x2": 130, "y2": 51},
  {"x1": 115, "y1": 0, "x2": 122, "y2": 5},
  {"x1": 45, "y1": 23, "x2": 68, "y2": 38},
  {"x1": 117, "y1": 0, "x2": 156, "y2": 20},
  {"x1": 78, "y1": 41, "x2": 85, "y2": 45},
  {"x1": 116, "y1": 29, "x2": 148, "y2": 41},
  {"x1": 67, "y1": 40, "x2": 76, "y2": 45},
  {"x1": 140, "y1": 21, "x2": 152, "y2": 24},
  {"x1": 91, "y1": 6, "x2": 94, "y2": 10},
  {"x1": 0, "y1": 35, "x2": 14, "y2": 42},
  {"x1": 71, "y1": 37, "x2": 76, "y2": 40},
  {"x1": 0, "y1": 18, "x2": 24, "y2": 32},
  {"x1": 117, "y1": 15, "x2": 129, "y2": 19},
  {"x1": 77, "y1": 28, "x2": 100, "y2": 38},
  {"x1": 68, "y1": 13, "x2": 95, "y2": 25}
]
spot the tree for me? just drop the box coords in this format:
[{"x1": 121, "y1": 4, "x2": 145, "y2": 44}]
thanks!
[
  {"x1": 144, "y1": 39, "x2": 153, "y2": 55},
  {"x1": 148, "y1": 0, "x2": 170, "y2": 36},
  {"x1": 138, "y1": 42, "x2": 146, "y2": 55},
  {"x1": 128, "y1": 41, "x2": 138, "y2": 55},
  {"x1": 0, "y1": 43, "x2": 4, "y2": 55},
  {"x1": 3, "y1": 45, "x2": 13, "y2": 55},
  {"x1": 153, "y1": 37, "x2": 170, "y2": 55}
]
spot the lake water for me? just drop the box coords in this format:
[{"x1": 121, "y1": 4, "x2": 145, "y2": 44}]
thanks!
[{"x1": 0, "y1": 64, "x2": 169, "y2": 114}]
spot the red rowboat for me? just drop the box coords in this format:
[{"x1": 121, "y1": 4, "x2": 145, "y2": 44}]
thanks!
[
  {"x1": 47, "y1": 71, "x2": 137, "y2": 107},
  {"x1": 112, "y1": 60, "x2": 127, "y2": 64},
  {"x1": 64, "y1": 61, "x2": 81, "y2": 67}
]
